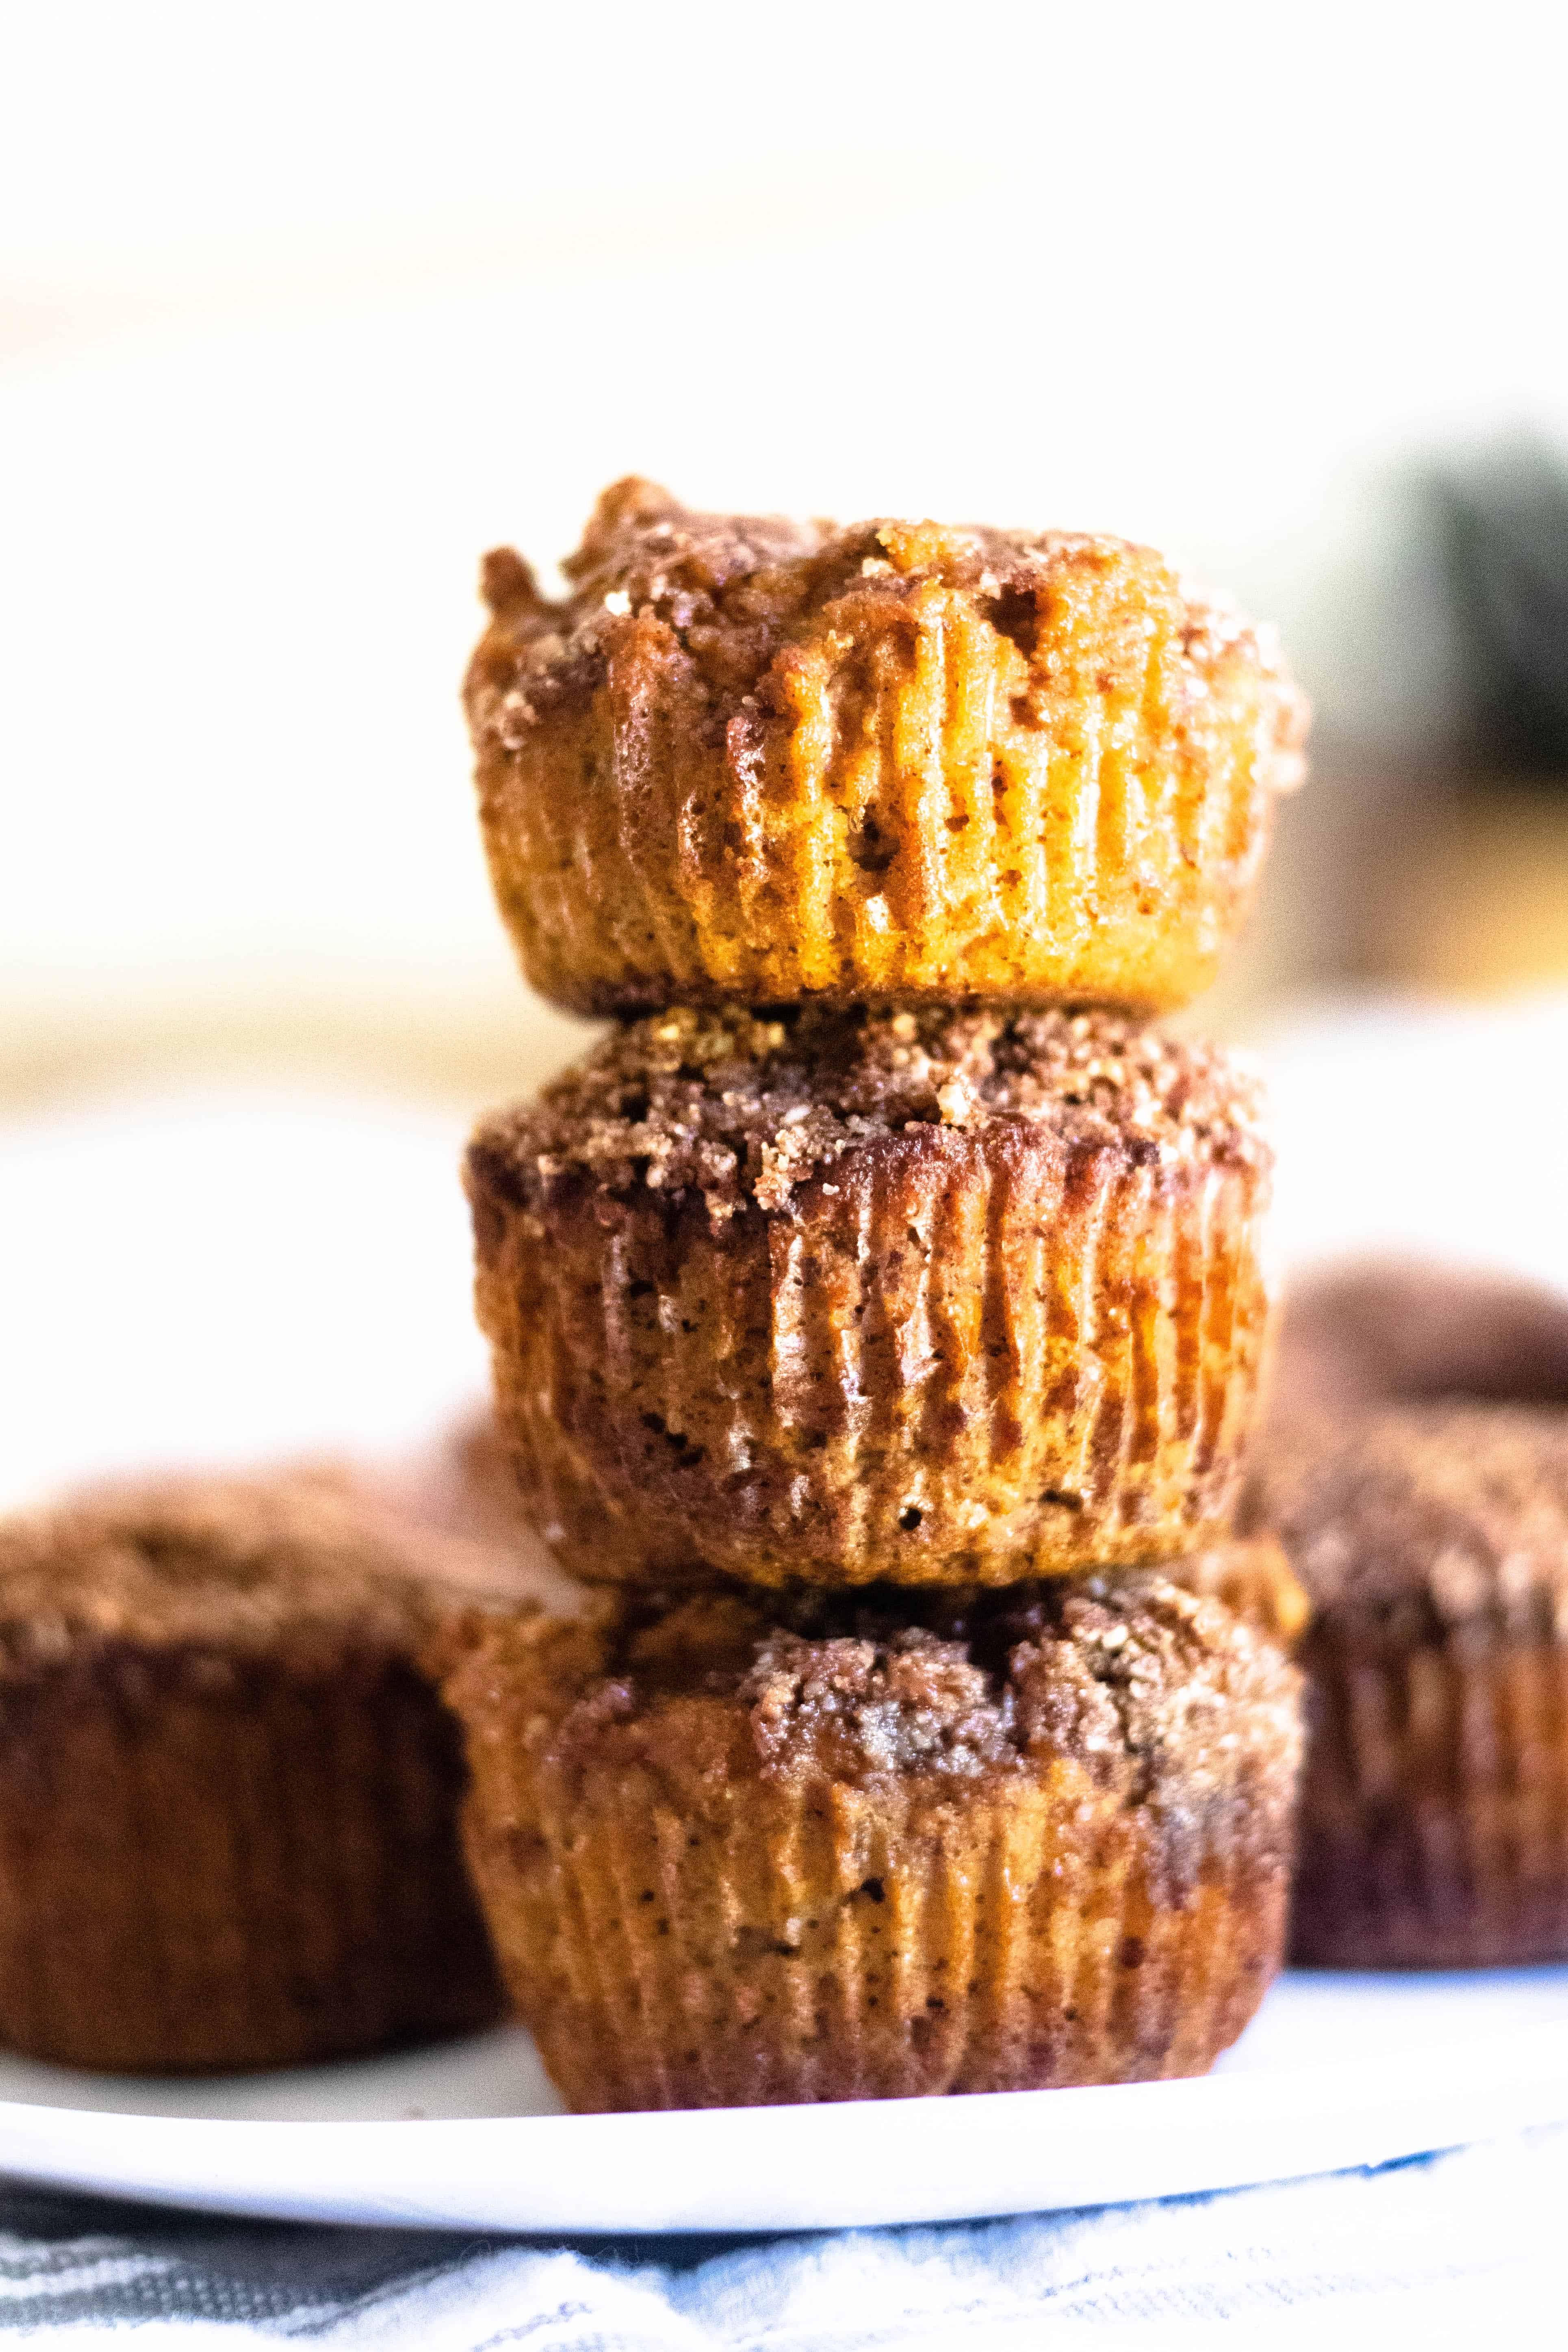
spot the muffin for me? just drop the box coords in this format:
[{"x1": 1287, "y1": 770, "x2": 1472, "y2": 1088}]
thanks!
[
  {"x1": 466, "y1": 1002, "x2": 1274, "y2": 1589},
  {"x1": 1270, "y1": 1257, "x2": 1568, "y2": 1421},
  {"x1": 0, "y1": 1475, "x2": 515, "y2": 2073},
  {"x1": 1250, "y1": 1263, "x2": 1568, "y2": 1964},
  {"x1": 464, "y1": 478, "x2": 1309, "y2": 1017},
  {"x1": 440, "y1": 1569, "x2": 1303, "y2": 2110}
]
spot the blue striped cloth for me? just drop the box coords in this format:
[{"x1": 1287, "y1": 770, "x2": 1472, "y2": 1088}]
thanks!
[{"x1": 0, "y1": 2126, "x2": 1561, "y2": 2344}]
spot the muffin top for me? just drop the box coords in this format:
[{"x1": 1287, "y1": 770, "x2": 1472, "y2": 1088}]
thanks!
[
  {"x1": 1270, "y1": 1258, "x2": 1568, "y2": 1420},
  {"x1": 468, "y1": 1004, "x2": 1268, "y2": 1222},
  {"x1": 466, "y1": 477, "x2": 1307, "y2": 792},
  {"x1": 1250, "y1": 1403, "x2": 1568, "y2": 1642},
  {"x1": 447, "y1": 1573, "x2": 1300, "y2": 1860},
  {"x1": 0, "y1": 1476, "x2": 528, "y2": 1685}
]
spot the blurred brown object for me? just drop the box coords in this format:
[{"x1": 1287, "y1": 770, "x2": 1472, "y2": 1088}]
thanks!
[
  {"x1": 299, "y1": 1408, "x2": 585, "y2": 1616},
  {"x1": 1197, "y1": 734, "x2": 1568, "y2": 1013},
  {"x1": 1343, "y1": 438, "x2": 1568, "y2": 995},
  {"x1": 1270, "y1": 1257, "x2": 1568, "y2": 1421}
]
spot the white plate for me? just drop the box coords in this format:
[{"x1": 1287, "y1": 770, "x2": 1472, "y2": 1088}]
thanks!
[{"x1": 2, "y1": 1970, "x2": 1568, "y2": 2231}]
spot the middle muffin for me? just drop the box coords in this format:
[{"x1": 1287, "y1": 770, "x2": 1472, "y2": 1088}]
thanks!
[{"x1": 466, "y1": 1002, "x2": 1272, "y2": 1588}]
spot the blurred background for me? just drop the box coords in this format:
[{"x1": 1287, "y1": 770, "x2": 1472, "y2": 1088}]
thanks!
[
  {"x1": 4, "y1": 0, "x2": 1568, "y2": 1115},
  {"x1": 4, "y1": 0, "x2": 1568, "y2": 1505}
]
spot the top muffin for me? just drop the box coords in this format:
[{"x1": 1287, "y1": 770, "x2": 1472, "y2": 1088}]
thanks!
[{"x1": 465, "y1": 479, "x2": 1309, "y2": 1016}]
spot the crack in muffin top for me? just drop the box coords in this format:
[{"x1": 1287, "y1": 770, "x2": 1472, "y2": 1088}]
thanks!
[
  {"x1": 469, "y1": 1005, "x2": 1269, "y2": 1222},
  {"x1": 466, "y1": 477, "x2": 1308, "y2": 792}
]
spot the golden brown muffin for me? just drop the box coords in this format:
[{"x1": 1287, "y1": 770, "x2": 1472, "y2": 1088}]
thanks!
[
  {"x1": 466, "y1": 1002, "x2": 1274, "y2": 1589},
  {"x1": 1249, "y1": 1389, "x2": 1568, "y2": 1968},
  {"x1": 464, "y1": 478, "x2": 1309, "y2": 1017},
  {"x1": 0, "y1": 1476, "x2": 517, "y2": 2073},
  {"x1": 440, "y1": 1570, "x2": 1302, "y2": 2111}
]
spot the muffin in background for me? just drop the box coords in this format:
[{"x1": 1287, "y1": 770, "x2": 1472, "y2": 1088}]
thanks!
[
  {"x1": 1250, "y1": 1261, "x2": 1568, "y2": 1966},
  {"x1": 1267, "y1": 1257, "x2": 1568, "y2": 1422},
  {"x1": 337, "y1": 1403, "x2": 586, "y2": 1615},
  {"x1": 0, "y1": 1475, "x2": 518, "y2": 2074},
  {"x1": 439, "y1": 1565, "x2": 1302, "y2": 2111}
]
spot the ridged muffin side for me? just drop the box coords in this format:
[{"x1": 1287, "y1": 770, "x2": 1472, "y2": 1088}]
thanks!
[
  {"x1": 440, "y1": 1573, "x2": 1303, "y2": 2111},
  {"x1": 465, "y1": 479, "x2": 1308, "y2": 1016},
  {"x1": 466, "y1": 1005, "x2": 1274, "y2": 1588}
]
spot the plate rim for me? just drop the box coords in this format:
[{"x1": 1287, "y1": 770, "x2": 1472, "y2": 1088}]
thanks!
[{"x1": 3, "y1": 2009, "x2": 1568, "y2": 2235}]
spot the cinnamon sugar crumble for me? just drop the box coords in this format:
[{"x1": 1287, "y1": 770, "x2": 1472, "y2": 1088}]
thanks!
[
  {"x1": 0, "y1": 1479, "x2": 520, "y2": 1683},
  {"x1": 538, "y1": 1575, "x2": 1301, "y2": 1846},
  {"x1": 469, "y1": 1004, "x2": 1268, "y2": 1221},
  {"x1": 1252, "y1": 1404, "x2": 1568, "y2": 1640},
  {"x1": 466, "y1": 478, "x2": 1307, "y2": 793}
]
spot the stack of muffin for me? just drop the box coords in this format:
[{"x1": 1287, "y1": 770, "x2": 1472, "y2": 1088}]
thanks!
[{"x1": 444, "y1": 478, "x2": 1313, "y2": 2111}]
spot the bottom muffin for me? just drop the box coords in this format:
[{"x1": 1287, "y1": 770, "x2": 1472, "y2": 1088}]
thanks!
[
  {"x1": 440, "y1": 1567, "x2": 1302, "y2": 2111},
  {"x1": 0, "y1": 1475, "x2": 517, "y2": 2073}
]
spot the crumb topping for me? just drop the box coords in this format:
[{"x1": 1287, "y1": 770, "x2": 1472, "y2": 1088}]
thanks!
[
  {"x1": 0, "y1": 1477, "x2": 523, "y2": 1683},
  {"x1": 468, "y1": 1004, "x2": 1268, "y2": 1222},
  {"x1": 466, "y1": 479, "x2": 1307, "y2": 794},
  {"x1": 515, "y1": 1574, "x2": 1299, "y2": 1827},
  {"x1": 1252, "y1": 1403, "x2": 1568, "y2": 1641}
]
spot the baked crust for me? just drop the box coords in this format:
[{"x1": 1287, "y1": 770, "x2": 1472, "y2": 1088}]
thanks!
[
  {"x1": 1250, "y1": 1284, "x2": 1568, "y2": 1965},
  {"x1": 0, "y1": 1477, "x2": 516, "y2": 2072},
  {"x1": 441, "y1": 1572, "x2": 1302, "y2": 2109},
  {"x1": 466, "y1": 1005, "x2": 1273, "y2": 1588},
  {"x1": 464, "y1": 479, "x2": 1308, "y2": 1015}
]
